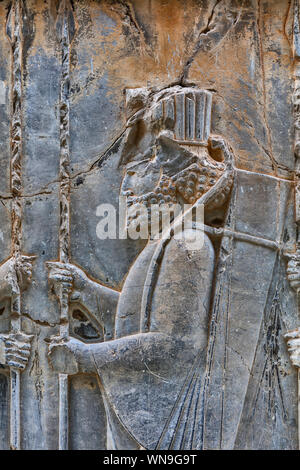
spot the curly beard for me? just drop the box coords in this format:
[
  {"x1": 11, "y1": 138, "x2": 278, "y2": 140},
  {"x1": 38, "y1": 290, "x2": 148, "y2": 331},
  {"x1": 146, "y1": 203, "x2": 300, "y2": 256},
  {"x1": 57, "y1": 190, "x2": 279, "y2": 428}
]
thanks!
[{"x1": 124, "y1": 154, "x2": 233, "y2": 237}]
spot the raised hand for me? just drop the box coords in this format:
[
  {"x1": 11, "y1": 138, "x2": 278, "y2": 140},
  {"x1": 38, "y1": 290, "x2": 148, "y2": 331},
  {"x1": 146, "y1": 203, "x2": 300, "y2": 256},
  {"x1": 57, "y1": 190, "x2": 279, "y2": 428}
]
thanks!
[
  {"x1": 46, "y1": 262, "x2": 74, "y2": 299},
  {"x1": 46, "y1": 261, "x2": 90, "y2": 300}
]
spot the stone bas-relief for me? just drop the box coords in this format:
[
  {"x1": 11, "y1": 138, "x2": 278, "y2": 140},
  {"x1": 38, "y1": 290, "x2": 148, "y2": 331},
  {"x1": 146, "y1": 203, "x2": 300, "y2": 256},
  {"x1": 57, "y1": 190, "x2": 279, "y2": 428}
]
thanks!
[
  {"x1": 47, "y1": 85, "x2": 235, "y2": 450},
  {"x1": 0, "y1": 0, "x2": 299, "y2": 450}
]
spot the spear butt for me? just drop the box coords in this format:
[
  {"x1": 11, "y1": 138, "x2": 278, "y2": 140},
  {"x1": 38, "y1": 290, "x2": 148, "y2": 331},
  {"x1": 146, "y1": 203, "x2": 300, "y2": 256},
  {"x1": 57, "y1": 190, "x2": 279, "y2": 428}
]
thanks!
[
  {"x1": 58, "y1": 288, "x2": 69, "y2": 449},
  {"x1": 10, "y1": 368, "x2": 21, "y2": 450},
  {"x1": 58, "y1": 373, "x2": 69, "y2": 450}
]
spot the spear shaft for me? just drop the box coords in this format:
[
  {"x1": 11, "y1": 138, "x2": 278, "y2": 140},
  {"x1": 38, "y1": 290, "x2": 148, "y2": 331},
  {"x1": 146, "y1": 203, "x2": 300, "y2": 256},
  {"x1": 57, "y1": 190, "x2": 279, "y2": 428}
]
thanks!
[
  {"x1": 6, "y1": 0, "x2": 24, "y2": 450},
  {"x1": 56, "y1": 0, "x2": 75, "y2": 450}
]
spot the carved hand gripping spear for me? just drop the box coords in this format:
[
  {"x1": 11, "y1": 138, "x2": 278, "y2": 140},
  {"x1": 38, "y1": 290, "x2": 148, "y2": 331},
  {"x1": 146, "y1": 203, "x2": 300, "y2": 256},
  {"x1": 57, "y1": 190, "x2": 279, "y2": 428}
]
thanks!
[{"x1": 55, "y1": 0, "x2": 76, "y2": 450}]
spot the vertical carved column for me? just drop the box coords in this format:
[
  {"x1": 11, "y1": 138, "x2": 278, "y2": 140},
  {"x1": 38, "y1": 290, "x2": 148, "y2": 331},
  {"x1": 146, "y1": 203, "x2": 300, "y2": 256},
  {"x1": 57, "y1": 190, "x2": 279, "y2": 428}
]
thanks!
[
  {"x1": 55, "y1": 0, "x2": 76, "y2": 450},
  {"x1": 6, "y1": 0, "x2": 24, "y2": 451}
]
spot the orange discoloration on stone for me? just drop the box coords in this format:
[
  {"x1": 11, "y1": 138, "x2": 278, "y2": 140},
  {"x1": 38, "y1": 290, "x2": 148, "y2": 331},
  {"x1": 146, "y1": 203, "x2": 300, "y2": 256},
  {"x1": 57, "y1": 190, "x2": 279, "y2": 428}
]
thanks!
[{"x1": 8, "y1": 0, "x2": 295, "y2": 178}]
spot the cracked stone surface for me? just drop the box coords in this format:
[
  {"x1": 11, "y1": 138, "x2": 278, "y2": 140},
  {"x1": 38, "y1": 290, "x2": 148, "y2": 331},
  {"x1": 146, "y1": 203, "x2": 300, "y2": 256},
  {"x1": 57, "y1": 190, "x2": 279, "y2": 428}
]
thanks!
[{"x1": 0, "y1": 0, "x2": 299, "y2": 450}]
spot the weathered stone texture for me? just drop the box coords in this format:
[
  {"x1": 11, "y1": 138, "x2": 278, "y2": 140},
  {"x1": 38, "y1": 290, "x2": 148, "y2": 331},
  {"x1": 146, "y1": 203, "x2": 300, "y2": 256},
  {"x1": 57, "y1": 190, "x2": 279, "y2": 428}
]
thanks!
[{"x1": 0, "y1": 0, "x2": 299, "y2": 450}]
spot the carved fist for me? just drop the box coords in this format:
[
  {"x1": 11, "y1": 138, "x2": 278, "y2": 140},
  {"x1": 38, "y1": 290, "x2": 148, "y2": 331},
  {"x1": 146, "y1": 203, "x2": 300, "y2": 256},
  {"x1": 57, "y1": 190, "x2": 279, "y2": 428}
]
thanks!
[
  {"x1": 46, "y1": 262, "x2": 89, "y2": 300},
  {"x1": 286, "y1": 257, "x2": 300, "y2": 291},
  {"x1": 0, "y1": 255, "x2": 35, "y2": 302},
  {"x1": 47, "y1": 335, "x2": 91, "y2": 375},
  {"x1": 0, "y1": 332, "x2": 33, "y2": 371},
  {"x1": 285, "y1": 329, "x2": 300, "y2": 368}
]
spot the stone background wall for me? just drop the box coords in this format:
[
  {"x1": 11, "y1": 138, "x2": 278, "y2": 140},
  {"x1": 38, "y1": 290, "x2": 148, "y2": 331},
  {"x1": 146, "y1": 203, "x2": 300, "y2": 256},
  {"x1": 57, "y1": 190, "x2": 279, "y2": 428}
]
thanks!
[{"x1": 0, "y1": 0, "x2": 298, "y2": 450}]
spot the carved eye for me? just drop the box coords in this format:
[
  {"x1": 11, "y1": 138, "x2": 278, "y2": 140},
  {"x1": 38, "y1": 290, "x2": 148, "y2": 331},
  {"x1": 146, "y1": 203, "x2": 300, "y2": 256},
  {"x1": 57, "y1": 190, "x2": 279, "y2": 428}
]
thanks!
[{"x1": 127, "y1": 170, "x2": 135, "y2": 176}]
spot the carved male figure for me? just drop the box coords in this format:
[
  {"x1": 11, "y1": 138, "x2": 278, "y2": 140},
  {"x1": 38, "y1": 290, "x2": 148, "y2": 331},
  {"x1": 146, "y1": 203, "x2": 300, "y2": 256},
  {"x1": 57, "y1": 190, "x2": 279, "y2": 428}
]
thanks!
[
  {"x1": 44, "y1": 87, "x2": 235, "y2": 449},
  {"x1": 46, "y1": 87, "x2": 235, "y2": 450},
  {"x1": 0, "y1": 87, "x2": 234, "y2": 449}
]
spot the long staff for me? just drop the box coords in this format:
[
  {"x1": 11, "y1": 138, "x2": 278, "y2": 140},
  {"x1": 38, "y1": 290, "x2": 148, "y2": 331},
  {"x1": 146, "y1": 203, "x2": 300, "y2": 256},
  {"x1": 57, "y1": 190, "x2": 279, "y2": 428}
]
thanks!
[
  {"x1": 6, "y1": 0, "x2": 25, "y2": 450},
  {"x1": 55, "y1": 0, "x2": 76, "y2": 450}
]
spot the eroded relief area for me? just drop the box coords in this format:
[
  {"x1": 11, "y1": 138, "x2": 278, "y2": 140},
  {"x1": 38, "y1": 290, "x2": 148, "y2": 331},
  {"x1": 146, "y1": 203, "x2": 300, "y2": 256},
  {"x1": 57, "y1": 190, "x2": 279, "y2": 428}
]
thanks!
[{"x1": 0, "y1": 0, "x2": 298, "y2": 450}]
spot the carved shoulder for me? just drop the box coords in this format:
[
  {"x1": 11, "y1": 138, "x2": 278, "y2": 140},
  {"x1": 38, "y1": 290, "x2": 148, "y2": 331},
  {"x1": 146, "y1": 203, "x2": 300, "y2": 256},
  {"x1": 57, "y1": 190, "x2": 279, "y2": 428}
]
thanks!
[{"x1": 149, "y1": 231, "x2": 215, "y2": 344}]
